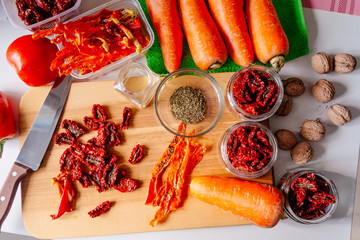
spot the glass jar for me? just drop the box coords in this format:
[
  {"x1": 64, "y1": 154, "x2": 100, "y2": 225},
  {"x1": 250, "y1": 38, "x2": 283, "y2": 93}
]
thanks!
[
  {"x1": 277, "y1": 167, "x2": 338, "y2": 224},
  {"x1": 226, "y1": 65, "x2": 284, "y2": 121},
  {"x1": 219, "y1": 121, "x2": 278, "y2": 179}
]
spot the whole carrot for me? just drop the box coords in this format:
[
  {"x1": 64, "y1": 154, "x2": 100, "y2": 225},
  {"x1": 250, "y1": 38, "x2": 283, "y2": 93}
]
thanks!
[
  {"x1": 245, "y1": 0, "x2": 289, "y2": 72},
  {"x1": 146, "y1": 0, "x2": 183, "y2": 73},
  {"x1": 190, "y1": 176, "x2": 284, "y2": 228},
  {"x1": 207, "y1": 0, "x2": 254, "y2": 67},
  {"x1": 178, "y1": 0, "x2": 227, "y2": 71}
]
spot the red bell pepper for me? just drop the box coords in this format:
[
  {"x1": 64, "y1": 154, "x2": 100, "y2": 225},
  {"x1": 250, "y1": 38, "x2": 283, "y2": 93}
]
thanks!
[
  {"x1": 50, "y1": 173, "x2": 77, "y2": 220},
  {"x1": 0, "y1": 91, "x2": 17, "y2": 158}
]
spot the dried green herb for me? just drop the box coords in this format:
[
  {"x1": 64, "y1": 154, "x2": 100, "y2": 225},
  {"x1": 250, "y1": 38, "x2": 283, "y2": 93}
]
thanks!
[{"x1": 170, "y1": 86, "x2": 206, "y2": 124}]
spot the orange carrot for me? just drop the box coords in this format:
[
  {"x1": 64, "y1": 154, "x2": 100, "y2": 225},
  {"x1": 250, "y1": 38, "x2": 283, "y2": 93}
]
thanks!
[
  {"x1": 190, "y1": 176, "x2": 284, "y2": 228},
  {"x1": 207, "y1": 0, "x2": 254, "y2": 67},
  {"x1": 245, "y1": 0, "x2": 289, "y2": 72},
  {"x1": 178, "y1": 0, "x2": 228, "y2": 71},
  {"x1": 145, "y1": 0, "x2": 183, "y2": 73}
]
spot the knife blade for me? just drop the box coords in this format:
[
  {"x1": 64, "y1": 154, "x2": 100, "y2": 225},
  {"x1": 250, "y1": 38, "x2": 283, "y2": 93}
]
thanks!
[{"x1": 0, "y1": 75, "x2": 72, "y2": 231}]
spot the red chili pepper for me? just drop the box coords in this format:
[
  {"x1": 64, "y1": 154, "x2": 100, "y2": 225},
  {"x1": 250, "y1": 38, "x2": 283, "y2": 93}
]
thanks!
[
  {"x1": 120, "y1": 107, "x2": 132, "y2": 129},
  {"x1": 128, "y1": 144, "x2": 144, "y2": 165},
  {"x1": 50, "y1": 173, "x2": 77, "y2": 220},
  {"x1": 0, "y1": 92, "x2": 17, "y2": 158},
  {"x1": 88, "y1": 201, "x2": 112, "y2": 218}
]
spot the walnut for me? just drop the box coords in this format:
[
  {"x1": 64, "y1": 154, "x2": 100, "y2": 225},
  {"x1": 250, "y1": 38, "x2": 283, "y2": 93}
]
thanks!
[
  {"x1": 275, "y1": 94, "x2": 292, "y2": 116},
  {"x1": 311, "y1": 79, "x2": 335, "y2": 103},
  {"x1": 334, "y1": 53, "x2": 357, "y2": 74},
  {"x1": 282, "y1": 77, "x2": 306, "y2": 97},
  {"x1": 300, "y1": 120, "x2": 326, "y2": 141},
  {"x1": 328, "y1": 104, "x2": 352, "y2": 126},
  {"x1": 291, "y1": 141, "x2": 314, "y2": 165},
  {"x1": 275, "y1": 129, "x2": 297, "y2": 150},
  {"x1": 311, "y1": 52, "x2": 333, "y2": 74}
]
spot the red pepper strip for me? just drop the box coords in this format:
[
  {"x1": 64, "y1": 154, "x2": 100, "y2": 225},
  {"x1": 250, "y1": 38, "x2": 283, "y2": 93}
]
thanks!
[
  {"x1": 145, "y1": 123, "x2": 186, "y2": 205},
  {"x1": 0, "y1": 92, "x2": 17, "y2": 158},
  {"x1": 146, "y1": 126, "x2": 206, "y2": 227},
  {"x1": 50, "y1": 174, "x2": 77, "y2": 220}
]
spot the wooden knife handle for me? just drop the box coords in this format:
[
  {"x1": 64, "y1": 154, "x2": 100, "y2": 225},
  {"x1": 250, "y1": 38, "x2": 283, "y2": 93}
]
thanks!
[{"x1": 0, "y1": 163, "x2": 32, "y2": 232}]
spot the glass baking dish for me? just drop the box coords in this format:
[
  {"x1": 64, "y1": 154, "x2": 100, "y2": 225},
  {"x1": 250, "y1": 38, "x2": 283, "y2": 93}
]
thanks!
[
  {"x1": 58, "y1": 0, "x2": 154, "y2": 80},
  {"x1": 1, "y1": 0, "x2": 81, "y2": 31}
]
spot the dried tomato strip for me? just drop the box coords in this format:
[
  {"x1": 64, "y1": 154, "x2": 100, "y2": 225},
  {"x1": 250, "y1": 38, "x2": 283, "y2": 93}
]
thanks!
[
  {"x1": 83, "y1": 116, "x2": 100, "y2": 130},
  {"x1": 92, "y1": 104, "x2": 108, "y2": 122},
  {"x1": 55, "y1": 132, "x2": 75, "y2": 146},
  {"x1": 88, "y1": 201, "x2": 112, "y2": 218},
  {"x1": 120, "y1": 107, "x2": 132, "y2": 129},
  {"x1": 62, "y1": 119, "x2": 86, "y2": 138},
  {"x1": 128, "y1": 144, "x2": 144, "y2": 165}
]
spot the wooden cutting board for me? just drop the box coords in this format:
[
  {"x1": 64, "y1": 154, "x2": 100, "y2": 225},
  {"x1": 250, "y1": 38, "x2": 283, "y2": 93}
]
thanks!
[{"x1": 19, "y1": 72, "x2": 273, "y2": 239}]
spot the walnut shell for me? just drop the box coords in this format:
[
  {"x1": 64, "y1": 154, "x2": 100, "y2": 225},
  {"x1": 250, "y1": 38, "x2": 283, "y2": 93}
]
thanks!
[
  {"x1": 283, "y1": 77, "x2": 306, "y2": 97},
  {"x1": 311, "y1": 79, "x2": 335, "y2": 103},
  {"x1": 328, "y1": 104, "x2": 352, "y2": 126},
  {"x1": 275, "y1": 129, "x2": 297, "y2": 150},
  {"x1": 311, "y1": 52, "x2": 333, "y2": 74},
  {"x1": 334, "y1": 53, "x2": 357, "y2": 74},
  {"x1": 291, "y1": 141, "x2": 314, "y2": 165},
  {"x1": 275, "y1": 94, "x2": 292, "y2": 116},
  {"x1": 300, "y1": 120, "x2": 326, "y2": 141}
]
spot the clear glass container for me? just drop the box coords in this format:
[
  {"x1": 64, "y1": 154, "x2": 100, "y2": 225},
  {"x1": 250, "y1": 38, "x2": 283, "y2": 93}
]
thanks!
[
  {"x1": 154, "y1": 68, "x2": 224, "y2": 138},
  {"x1": 227, "y1": 65, "x2": 284, "y2": 121},
  {"x1": 277, "y1": 167, "x2": 339, "y2": 224},
  {"x1": 114, "y1": 60, "x2": 160, "y2": 108},
  {"x1": 219, "y1": 121, "x2": 278, "y2": 178}
]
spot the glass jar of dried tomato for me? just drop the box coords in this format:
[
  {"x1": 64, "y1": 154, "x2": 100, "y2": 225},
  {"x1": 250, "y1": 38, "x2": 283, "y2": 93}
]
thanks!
[
  {"x1": 219, "y1": 121, "x2": 278, "y2": 178},
  {"x1": 226, "y1": 65, "x2": 284, "y2": 121},
  {"x1": 277, "y1": 167, "x2": 338, "y2": 224}
]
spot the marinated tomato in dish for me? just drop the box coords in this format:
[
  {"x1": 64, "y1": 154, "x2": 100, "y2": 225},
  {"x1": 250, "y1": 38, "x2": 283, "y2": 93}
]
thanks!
[
  {"x1": 227, "y1": 125, "x2": 273, "y2": 172},
  {"x1": 232, "y1": 69, "x2": 280, "y2": 115},
  {"x1": 33, "y1": 8, "x2": 151, "y2": 76}
]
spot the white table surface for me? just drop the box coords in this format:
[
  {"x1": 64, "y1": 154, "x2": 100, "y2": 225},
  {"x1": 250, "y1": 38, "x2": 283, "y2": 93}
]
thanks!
[{"x1": 0, "y1": 1, "x2": 359, "y2": 240}]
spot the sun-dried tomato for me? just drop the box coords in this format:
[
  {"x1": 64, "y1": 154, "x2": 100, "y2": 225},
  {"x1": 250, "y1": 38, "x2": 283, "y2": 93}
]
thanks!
[
  {"x1": 128, "y1": 144, "x2": 144, "y2": 165},
  {"x1": 55, "y1": 132, "x2": 75, "y2": 145},
  {"x1": 53, "y1": 104, "x2": 140, "y2": 219},
  {"x1": 288, "y1": 173, "x2": 336, "y2": 219},
  {"x1": 227, "y1": 125, "x2": 273, "y2": 172},
  {"x1": 62, "y1": 119, "x2": 86, "y2": 138},
  {"x1": 120, "y1": 107, "x2": 132, "y2": 129},
  {"x1": 233, "y1": 69, "x2": 280, "y2": 115},
  {"x1": 114, "y1": 177, "x2": 139, "y2": 193},
  {"x1": 83, "y1": 116, "x2": 100, "y2": 130},
  {"x1": 88, "y1": 201, "x2": 112, "y2": 218},
  {"x1": 92, "y1": 104, "x2": 108, "y2": 123}
]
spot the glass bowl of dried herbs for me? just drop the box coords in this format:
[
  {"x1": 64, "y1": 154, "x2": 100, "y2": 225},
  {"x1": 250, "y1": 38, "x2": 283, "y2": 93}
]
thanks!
[{"x1": 154, "y1": 68, "x2": 224, "y2": 138}]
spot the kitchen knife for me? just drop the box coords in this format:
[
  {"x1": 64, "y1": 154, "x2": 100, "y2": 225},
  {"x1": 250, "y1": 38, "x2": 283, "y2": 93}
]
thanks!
[{"x1": 0, "y1": 75, "x2": 72, "y2": 232}]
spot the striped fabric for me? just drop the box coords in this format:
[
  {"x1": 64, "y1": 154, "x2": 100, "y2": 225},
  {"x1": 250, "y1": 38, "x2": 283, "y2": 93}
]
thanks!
[{"x1": 302, "y1": 0, "x2": 360, "y2": 16}]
